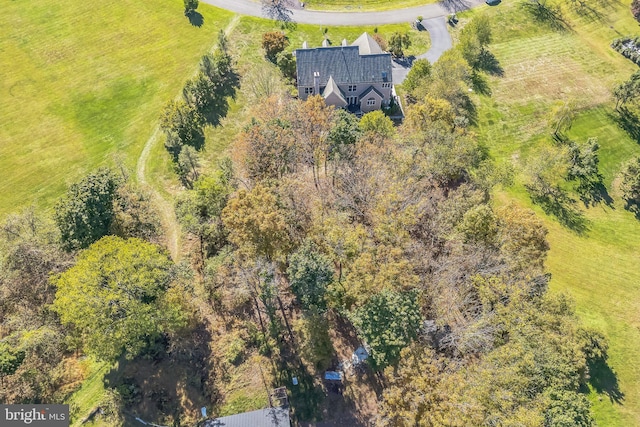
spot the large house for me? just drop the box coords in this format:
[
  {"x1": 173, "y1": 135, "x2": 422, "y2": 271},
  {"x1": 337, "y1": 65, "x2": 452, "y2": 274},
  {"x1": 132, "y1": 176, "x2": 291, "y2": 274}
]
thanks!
[{"x1": 295, "y1": 33, "x2": 393, "y2": 113}]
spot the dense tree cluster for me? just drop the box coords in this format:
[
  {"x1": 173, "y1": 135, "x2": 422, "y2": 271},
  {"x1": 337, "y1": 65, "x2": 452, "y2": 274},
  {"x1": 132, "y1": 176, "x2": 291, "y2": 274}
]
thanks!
[
  {"x1": 0, "y1": 169, "x2": 166, "y2": 404},
  {"x1": 175, "y1": 70, "x2": 606, "y2": 422},
  {"x1": 161, "y1": 31, "x2": 239, "y2": 187}
]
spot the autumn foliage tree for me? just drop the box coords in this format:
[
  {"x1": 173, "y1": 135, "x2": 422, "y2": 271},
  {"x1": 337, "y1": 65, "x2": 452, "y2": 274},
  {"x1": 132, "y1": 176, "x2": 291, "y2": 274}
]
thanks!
[
  {"x1": 262, "y1": 31, "x2": 289, "y2": 62},
  {"x1": 221, "y1": 184, "x2": 292, "y2": 260}
]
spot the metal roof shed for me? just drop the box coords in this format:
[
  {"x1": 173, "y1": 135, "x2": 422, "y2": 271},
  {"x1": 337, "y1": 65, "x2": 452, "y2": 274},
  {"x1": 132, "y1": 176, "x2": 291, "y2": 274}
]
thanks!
[{"x1": 204, "y1": 407, "x2": 290, "y2": 427}]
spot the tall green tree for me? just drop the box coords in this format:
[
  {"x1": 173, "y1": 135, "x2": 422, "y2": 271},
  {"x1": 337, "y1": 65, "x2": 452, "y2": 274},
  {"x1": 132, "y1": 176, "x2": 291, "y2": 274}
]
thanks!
[
  {"x1": 328, "y1": 109, "x2": 361, "y2": 162},
  {"x1": 160, "y1": 100, "x2": 205, "y2": 157},
  {"x1": 0, "y1": 343, "x2": 25, "y2": 386},
  {"x1": 613, "y1": 71, "x2": 640, "y2": 110},
  {"x1": 54, "y1": 168, "x2": 121, "y2": 251},
  {"x1": 176, "y1": 172, "x2": 232, "y2": 260},
  {"x1": 52, "y1": 236, "x2": 187, "y2": 361},
  {"x1": 402, "y1": 58, "x2": 432, "y2": 94},
  {"x1": 183, "y1": 0, "x2": 199, "y2": 14},
  {"x1": 176, "y1": 145, "x2": 201, "y2": 188},
  {"x1": 287, "y1": 241, "x2": 334, "y2": 311},
  {"x1": 351, "y1": 290, "x2": 422, "y2": 370},
  {"x1": 221, "y1": 184, "x2": 292, "y2": 260},
  {"x1": 388, "y1": 32, "x2": 411, "y2": 58},
  {"x1": 359, "y1": 110, "x2": 394, "y2": 143},
  {"x1": 620, "y1": 155, "x2": 640, "y2": 211}
]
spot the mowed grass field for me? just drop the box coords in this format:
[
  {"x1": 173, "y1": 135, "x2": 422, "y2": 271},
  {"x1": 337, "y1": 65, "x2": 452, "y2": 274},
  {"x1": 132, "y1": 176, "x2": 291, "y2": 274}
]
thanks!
[
  {"x1": 461, "y1": 1, "x2": 640, "y2": 424},
  {"x1": 0, "y1": 0, "x2": 234, "y2": 217}
]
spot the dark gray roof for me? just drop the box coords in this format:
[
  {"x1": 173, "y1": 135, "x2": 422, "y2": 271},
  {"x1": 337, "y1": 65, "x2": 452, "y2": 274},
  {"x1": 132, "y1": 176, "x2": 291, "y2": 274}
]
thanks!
[
  {"x1": 204, "y1": 407, "x2": 290, "y2": 427},
  {"x1": 360, "y1": 85, "x2": 384, "y2": 100},
  {"x1": 296, "y1": 46, "x2": 392, "y2": 87}
]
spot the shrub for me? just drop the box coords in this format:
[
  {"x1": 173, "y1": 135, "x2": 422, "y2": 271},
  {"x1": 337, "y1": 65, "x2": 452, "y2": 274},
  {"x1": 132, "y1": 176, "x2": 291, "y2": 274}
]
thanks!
[
  {"x1": 262, "y1": 31, "x2": 289, "y2": 63},
  {"x1": 632, "y1": 0, "x2": 640, "y2": 22},
  {"x1": 611, "y1": 37, "x2": 640, "y2": 66}
]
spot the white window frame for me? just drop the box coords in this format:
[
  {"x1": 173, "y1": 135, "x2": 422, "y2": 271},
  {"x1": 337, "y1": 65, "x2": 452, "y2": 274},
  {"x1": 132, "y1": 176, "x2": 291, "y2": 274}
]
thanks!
[
  {"x1": 367, "y1": 98, "x2": 376, "y2": 106},
  {"x1": 348, "y1": 85, "x2": 357, "y2": 92},
  {"x1": 304, "y1": 87, "x2": 313, "y2": 94}
]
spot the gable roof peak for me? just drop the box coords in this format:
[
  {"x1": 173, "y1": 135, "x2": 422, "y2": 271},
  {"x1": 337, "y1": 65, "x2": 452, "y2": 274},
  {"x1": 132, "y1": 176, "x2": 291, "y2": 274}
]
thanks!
[{"x1": 351, "y1": 32, "x2": 383, "y2": 55}]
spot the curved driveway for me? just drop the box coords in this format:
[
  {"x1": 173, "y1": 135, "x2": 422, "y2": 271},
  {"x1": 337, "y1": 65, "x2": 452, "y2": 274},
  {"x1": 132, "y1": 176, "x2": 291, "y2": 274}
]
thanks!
[{"x1": 201, "y1": 0, "x2": 485, "y2": 25}]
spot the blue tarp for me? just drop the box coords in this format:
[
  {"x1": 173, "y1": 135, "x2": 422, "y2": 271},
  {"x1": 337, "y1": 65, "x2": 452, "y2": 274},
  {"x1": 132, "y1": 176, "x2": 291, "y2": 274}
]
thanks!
[{"x1": 324, "y1": 371, "x2": 343, "y2": 381}]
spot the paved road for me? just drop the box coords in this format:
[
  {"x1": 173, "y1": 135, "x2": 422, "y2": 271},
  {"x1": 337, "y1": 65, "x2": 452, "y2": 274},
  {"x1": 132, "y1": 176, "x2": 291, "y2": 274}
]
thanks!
[{"x1": 202, "y1": 0, "x2": 485, "y2": 24}]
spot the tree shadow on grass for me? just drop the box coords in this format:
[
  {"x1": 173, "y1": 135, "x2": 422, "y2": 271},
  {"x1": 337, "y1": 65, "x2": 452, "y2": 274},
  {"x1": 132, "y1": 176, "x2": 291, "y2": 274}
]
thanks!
[
  {"x1": 439, "y1": 0, "x2": 473, "y2": 13},
  {"x1": 470, "y1": 71, "x2": 492, "y2": 96},
  {"x1": 570, "y1": 0, "x2": 606, "y2": 21},
  {"x1": 610, "y1": 108, "x2": 640, "y2": 144},
  {"x1": 624, "y1": 200, "x2": 640, "y2": 220},
  {"x1": 527, "y1": 185, "x2": 590, "y2": 234},
  {"x1": 521, "y1": 0, "x2": 572, "y2": 31},
  {"x1": 587, "y1": 358, "x2": 625, "y2": 404},
  {"x1": 186, "y1": 11, "x2": 204, "y2": 27},
  {"x1": 578, "y1": 181, "x2": 614, "y2": 208},
  {"x1": 476, "y1": 50, "x2": 504, "y2": 77}
]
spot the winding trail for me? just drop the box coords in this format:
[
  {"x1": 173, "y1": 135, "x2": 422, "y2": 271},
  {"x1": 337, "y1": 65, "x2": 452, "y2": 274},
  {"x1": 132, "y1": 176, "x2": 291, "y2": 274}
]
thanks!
[{"x1": 136, "y1": 15, "x2": 241, "y2": 261}]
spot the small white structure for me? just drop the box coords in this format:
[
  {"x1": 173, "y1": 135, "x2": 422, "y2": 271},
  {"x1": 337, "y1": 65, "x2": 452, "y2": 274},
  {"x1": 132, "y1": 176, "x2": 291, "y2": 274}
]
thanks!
[{"x1": 352, "y1": 346, "x2": 369, "y2": 365}]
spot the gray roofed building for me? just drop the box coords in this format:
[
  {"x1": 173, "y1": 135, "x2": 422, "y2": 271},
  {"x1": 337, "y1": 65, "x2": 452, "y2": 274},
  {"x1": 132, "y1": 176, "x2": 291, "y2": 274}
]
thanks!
[
  {"x1": 351, "y1": 32, "x2": 384, "y2": 55},
  {"x1": 295, "y1": 33, "x2": 393, "y2": 114},
  {"x1": 203, "y1": 407, "x2": 290, "y2": 427}
]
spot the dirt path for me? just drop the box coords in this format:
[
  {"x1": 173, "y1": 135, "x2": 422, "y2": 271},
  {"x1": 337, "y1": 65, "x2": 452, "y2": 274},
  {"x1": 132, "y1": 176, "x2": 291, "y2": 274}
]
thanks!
[{"x1": 136, "y1": 15, "x2": 241, "y2": 261}]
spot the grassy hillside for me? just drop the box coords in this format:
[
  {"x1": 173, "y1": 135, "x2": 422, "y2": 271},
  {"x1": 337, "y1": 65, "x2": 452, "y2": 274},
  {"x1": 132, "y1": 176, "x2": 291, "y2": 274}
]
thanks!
[
  {"x1": 0, "y1": 0, "x2": 234, "y2": 216},
  {"x1": 461, "y1": 1, "x2": 640, "y2": 424}
]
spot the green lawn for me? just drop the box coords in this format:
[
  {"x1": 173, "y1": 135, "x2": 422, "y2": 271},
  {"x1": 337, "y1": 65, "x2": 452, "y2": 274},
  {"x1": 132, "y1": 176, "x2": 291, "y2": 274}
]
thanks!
[
  {"x1": 0, "y1": 0, "x2": 234, "y2": 217},
  {"x1": 462, "y1": 0, "x2": 640, "y2": 424},
  {"x1": 302, "y1": 0, "x2": 436, "y2": 11}
]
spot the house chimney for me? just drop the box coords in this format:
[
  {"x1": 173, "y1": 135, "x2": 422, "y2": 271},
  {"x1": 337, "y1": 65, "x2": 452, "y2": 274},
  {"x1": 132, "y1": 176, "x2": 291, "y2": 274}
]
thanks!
[{"x1": 313, "y1": 71, "x2": 320, "y2": 95}]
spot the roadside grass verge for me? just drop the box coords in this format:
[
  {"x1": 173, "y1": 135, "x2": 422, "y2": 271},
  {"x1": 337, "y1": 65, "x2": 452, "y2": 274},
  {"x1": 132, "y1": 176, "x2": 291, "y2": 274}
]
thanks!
[{"x1": 461, "y1": 1, "x2": 640, "y2": 425}]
